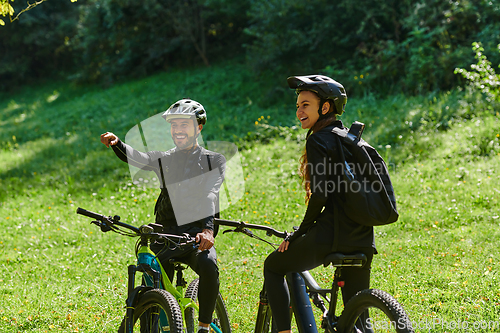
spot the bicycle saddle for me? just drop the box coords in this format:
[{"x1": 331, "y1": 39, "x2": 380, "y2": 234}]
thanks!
[{"x1": 323, "y1": 252, "x2": 367, "y2": 267}]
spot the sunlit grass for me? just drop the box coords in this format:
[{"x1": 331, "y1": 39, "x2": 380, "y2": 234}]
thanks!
[{"x1": 1, "y1": 66, "x2": 500, "y2": 331}]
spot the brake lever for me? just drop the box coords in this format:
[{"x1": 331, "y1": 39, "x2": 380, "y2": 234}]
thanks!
[
  {"x1": 91, "y1": 220, "x2": 112, "y2": 232},
  {"x1": 222, "y1": 227, "x2": 254, "y2": 237},
  {"x1": 241, "y1": 228, "x2": 254, "y2": 237}
]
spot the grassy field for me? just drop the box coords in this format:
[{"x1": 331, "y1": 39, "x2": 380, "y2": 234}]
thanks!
[{"x1": 1, "y1": 63, "x2": 500, "y2": 332}]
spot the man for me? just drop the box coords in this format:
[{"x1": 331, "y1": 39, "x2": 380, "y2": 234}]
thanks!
[{"x1": 100, "y1": 98, "x2": 226, "y2": 333}]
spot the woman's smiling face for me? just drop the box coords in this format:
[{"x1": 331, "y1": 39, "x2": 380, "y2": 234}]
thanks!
[{"x1": 296, "y1": 90, "x2": 321, "y2": 129}]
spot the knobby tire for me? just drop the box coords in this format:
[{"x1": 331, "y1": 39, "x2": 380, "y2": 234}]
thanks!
[
  {"x1": 184, "y1": 278, "x2": 232, "y2": 333},
  {"x1": 338, "y1": 288, "x2": 414, "y2": 333},
  {"x1": 118, "y1": 289, "x2": 184, "y2": 333}
]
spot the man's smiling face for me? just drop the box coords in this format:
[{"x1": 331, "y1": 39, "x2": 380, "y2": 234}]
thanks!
[{"x1": 170, "y1": 118, "x2": 201, "y2": 150}]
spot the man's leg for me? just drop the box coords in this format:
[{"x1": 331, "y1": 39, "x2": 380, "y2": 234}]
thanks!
[{"x1": 184, "y1": 247, "x2": 219, "y2": 329}]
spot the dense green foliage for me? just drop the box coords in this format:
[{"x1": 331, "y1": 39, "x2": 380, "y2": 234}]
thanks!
[
  {"x1": 0, "y1": 0, "x2": 78, "y2": 88},
  {"x1": 70, "y1": 0, "x2": 249, "y2": 84},
  {"x1": 2, "y1": 0, "x2": 500, "y2": 95}
]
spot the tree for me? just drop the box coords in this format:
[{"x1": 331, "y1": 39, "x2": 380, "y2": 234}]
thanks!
[
  {"x1": 162, "y1": 0, "x2": 210, "y2": 66},
  {"x1": 71, "y1": 0, "x2": 250, "y2": 83},
  {"x1": 0, "y1": 0, "x2": 76, "y2": 26},
  {"x1": 0, "y1": 0, "x2": 80, "y2": 89}
]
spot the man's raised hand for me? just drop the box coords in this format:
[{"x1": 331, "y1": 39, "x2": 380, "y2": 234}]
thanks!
[{"x1": 100, "y1": 132, "x2": 119, "y2": 148}]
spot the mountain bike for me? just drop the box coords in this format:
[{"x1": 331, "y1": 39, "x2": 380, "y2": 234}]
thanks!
[
  {"x1": 215, "y1": 218, "x2": 414, "y2": 333},
  {"x1": 76, "y1": 207, "x2": 232, "y2": 333}
]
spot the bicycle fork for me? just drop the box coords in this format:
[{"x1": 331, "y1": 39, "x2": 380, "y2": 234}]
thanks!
[
  {"x1": 254, "y1": 286, "x2": 275, "y2": 333},
  {"x1": 124, "y1": 263, "x2": 162, "y2": 332}
]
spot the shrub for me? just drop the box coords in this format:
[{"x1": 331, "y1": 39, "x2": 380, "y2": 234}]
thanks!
[{"x1": 454, "y1": 42, "x2": 500, "y2": 104}]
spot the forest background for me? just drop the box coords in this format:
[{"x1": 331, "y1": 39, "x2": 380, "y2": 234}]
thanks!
[
  {"x1": 1, "y1": 0, "x2": 500, "y2": 332},
  {"x1": 1, "y1": 0, "x2": 500, "y2": 95}
]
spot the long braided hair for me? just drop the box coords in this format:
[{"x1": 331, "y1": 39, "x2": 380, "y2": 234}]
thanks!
[{"x1": 298, "y1": 92, "x2": 338, "y2": 203}]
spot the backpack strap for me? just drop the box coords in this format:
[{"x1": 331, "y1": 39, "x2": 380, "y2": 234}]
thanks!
[
  {"x1": 348, "y1": 121, "x2": 365, "y2": 142},
  {"x1": 206, "y1": 154, "x2": 212, "y2": 171},
  {"x1": 205, "y1": 153, "x2": 220, "y2": 237},
  {"x1": 332, "y1": 121, "x2": 365, "y2": 145}
]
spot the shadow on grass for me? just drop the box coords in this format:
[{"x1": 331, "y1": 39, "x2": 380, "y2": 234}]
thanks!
[{"x1": 0, "y1": 133, "x2": 129, "y2": 203}]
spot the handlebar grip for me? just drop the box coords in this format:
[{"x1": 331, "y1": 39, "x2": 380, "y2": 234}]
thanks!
[{"x1": 76, "y1": 207, "x2": 105, "y2": 221}]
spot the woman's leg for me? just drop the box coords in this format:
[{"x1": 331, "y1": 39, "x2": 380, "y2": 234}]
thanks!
[
  {"x1": 264, "y1": 225, "x2": 333, "y2": 332},
  {"x1": 339, "y1": 248, "x2": 373, "y2": 304},
  {"x1": 339, "y1": 248, "x2": 374, "y2": 332}
]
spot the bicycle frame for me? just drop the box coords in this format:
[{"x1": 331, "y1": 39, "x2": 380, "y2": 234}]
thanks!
[
  {"x1": 287, "y1": 272, "x2": 320, "y2": 333},
  {"x1": 294, "y1": 268, "x2": 345, "y2": 333},
  {"x1": 126, "y1": 238, "x2": 223, "y2": 333},
  {"x1": 214, "y1": 218, "x2": 365, "y2": 333},
  {"x1": 254, "y1": 271, "x2": 339, "y2": 333},
  {"x1": 76, "y1": 207, "x2": 223, "y2": 333}
]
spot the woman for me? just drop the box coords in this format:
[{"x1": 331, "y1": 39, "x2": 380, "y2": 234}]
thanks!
[{"x1": 263, "y1": 75, "x2": 376, "y2": 333}]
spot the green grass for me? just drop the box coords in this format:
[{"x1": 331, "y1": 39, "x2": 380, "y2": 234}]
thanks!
[{"x1": 1, "y1": 63, "x2": 500, "y2": 332}]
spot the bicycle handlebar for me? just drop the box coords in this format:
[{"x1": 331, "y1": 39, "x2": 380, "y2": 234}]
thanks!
[
  {"x1": 215, "y1": 218, "x2": 287, "y2": 239},
  {"x1": 76, "y1": 207, "x2": 195, "y2": 245},
  {"x1": 76, "y1": 207, "x2": 106, "y2": 221},
  {"x1": 77, "y1": 207, "x2": 140, "y2": 234}
]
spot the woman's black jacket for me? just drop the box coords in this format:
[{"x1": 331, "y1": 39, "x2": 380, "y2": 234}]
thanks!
[{"x1": 289, "y1": 120, "x2": 376, "y2": 252}]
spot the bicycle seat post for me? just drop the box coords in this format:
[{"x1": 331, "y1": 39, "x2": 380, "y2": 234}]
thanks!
[
  {"x1": 329, "y1": 267, "x2": 344, "y2": 318},
  {"x1": 174, "y1": 262, "x2": 187, "y2": 289}
]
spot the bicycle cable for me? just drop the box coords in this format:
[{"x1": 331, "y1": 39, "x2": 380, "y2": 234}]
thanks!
[
  {"x1": 225, "y1": 227, "x2": 280, "y2": 249},
  {"x1": 112, "y1": 226, "x2": 139, "y2": 237}
]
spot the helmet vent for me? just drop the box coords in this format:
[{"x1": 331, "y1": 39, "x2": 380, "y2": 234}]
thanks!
[{"x1": 162, "y1": 98, "x2": 208, "y2": 125}]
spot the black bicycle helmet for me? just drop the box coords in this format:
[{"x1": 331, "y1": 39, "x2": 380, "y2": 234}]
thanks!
[
  {"x1": 287, "y1": 75, "x2": 347, "y2": 115},
  {"x1": 162, "y1": 98, "x2": 207, "y2": 125}
]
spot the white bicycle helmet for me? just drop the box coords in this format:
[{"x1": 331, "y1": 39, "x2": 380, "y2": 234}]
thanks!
[{"x1": 162, "y1": 98, "x2": 207, "y2": 125}]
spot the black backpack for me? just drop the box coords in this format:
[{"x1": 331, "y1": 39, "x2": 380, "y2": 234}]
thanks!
[{"x1": 331, "y1": 121, "x2": 399, "y2": 226}]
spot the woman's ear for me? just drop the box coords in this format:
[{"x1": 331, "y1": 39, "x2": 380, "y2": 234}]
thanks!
[{"x1": 321, "y1": 101, "x2": 331, "y2": 115}]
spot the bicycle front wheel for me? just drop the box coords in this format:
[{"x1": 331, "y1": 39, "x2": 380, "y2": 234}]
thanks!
[
  {"x1": 184, "y1": 278, "x2": 232, "y2": 333},
  {"x1": 337, "y1": 289, "x2": 414, "y2": 333},
  {"x1": 118, "y1": 289, "x2": 184, "y2": 333},
  {"x1": 254, "y1": 300, "x2": 278, "y2": 333}
]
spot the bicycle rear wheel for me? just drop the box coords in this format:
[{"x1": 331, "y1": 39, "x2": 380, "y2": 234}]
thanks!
[
  {"x1": 337, "y1": 289, "x2": 414, "y2": 333},
  {"x1": 118, "y1": 289, "x2": 184, "y2": 333},
  {"x1": 184, "y1": 278, "x2": 232, "y2": 333}
]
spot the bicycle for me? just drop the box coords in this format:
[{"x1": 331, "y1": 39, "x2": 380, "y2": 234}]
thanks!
[
  {"x1": 214, "y1": 218, "x2": 415, "y2": 333},
  {"x1": 76, "y1": 207, "x2": 232, "y2": 333}
]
